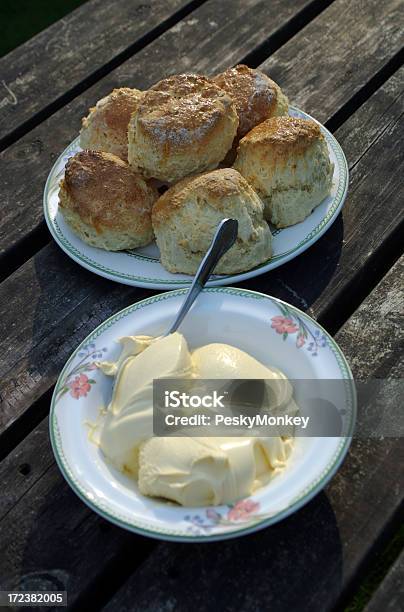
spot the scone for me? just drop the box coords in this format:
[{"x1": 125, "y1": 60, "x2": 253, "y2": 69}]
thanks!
[
  {"x1": 152, "y1": 168, "x2": 272, "y2": 274},
  {"x1": 80, "y1": 88, "x2": 142, "y2": 160},
  {"x1": 234, "y1": 116, "x2": 334, "y2": 227},
  {"x1": 213, "y1": 64, "x2": 289, "y2": 141},
  {"x1": 58, "y1": 150, "x2": 158, "y2": 250},
  {"x1": 128, "y1": 74, "x2": 238, "y2": 183}
]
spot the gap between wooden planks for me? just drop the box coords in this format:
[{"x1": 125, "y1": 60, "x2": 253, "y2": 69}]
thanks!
[
  {"x1": 0, "y1": 64, "x2": 402, "y2": 451},
  {"x1": 364, "y1": 547, "x2": 404, "y2": 612},
  {"x1": 0, "y1": 0, "x2": 208, "y2": 149},
  {"x1": 0, "y1": 0, "x2": 336, "y2": 152},
  {"x1": 0, "y1": 0, "x2": 402, "y2": 273},
  {"x1": 0, "y1": 256, "x2": 402, "y2": 611}
]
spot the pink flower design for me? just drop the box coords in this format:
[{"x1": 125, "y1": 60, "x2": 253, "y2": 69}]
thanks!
[
  {"x1": 296, "y1": 334, "x2": 306, "y2": 348},
  {"x1": 69, "y1": 373, "x2": 91, "y2": 399},
  {"x1": 271, "y1": 316, "x2": 299, "y2": 335},
  {"x1": 227, "y1": 499, "x2": 260, "y2": 522}
]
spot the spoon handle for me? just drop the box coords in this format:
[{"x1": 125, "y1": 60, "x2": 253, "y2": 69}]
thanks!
[{"x1": 166, "y1": 218, "x2": 238, "y2": 335}]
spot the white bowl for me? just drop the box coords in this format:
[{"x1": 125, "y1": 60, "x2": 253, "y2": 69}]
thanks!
[{"x1": 50, "y1": 288, "x2": 356, "y2": 542}]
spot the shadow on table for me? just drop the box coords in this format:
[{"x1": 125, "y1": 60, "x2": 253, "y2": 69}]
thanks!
[
  {"x1": 1, "y1": 392, "x2": 343, "y2": 610},
  {"x1": 104, "y1": 492, "x2": 342, "y2": 611},
  {"x1": 239, "y1": 214, "x2": 344, "y2": 313},
  {"x1": 23, "y1": 212, "x2": 343, "y2": 397},
  {"x1": 8, "y1": 214, "x2": 344, "y2": 606},
  {"x1": 21, "y1": 242, "x2": 153, "y2": 400},
  {"x1": 3, "y1": 469, "x2": 144, "y2": 604},
  {"x1": 12, "y1": 486, "x2": 342, "y2": 611}
]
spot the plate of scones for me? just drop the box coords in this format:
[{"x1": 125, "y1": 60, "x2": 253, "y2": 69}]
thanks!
[{"x1": 44, "y1": 65, "x2": 348, "y2": 288}]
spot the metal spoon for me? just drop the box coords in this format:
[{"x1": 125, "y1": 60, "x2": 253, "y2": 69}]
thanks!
[{"x1": 165, "y1": 218, "x2": 238, "y2": 335}]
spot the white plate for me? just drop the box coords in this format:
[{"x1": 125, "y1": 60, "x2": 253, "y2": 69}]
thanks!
[
  {"x1": 50, "y1": 288, "x2": 356, "y2": 542},
  {"x1": 44, "y1": 107, "x2": 348, "y2": 289}
]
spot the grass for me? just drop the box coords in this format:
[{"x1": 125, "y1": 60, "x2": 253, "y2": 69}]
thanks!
[
  {"x1": 345, "y1": 524, "x2": 404, "y2": 611},
  {"x1": 0, "y1": 0, "x2": 87, "y2": 58},
  {"x1": 0, "y1": 1, "x2": 403, "y2": 608}
]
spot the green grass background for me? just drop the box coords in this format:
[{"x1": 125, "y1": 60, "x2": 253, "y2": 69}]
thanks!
[
  {"x1": 346, "y1": 525, "x2": 404, "y2": 611},
  {"x1": 0, "y1": 0, "x2": 86, "y2": 58},
  {"x1": 0, "y1": 1, "x2": 402, "y2": 610}
]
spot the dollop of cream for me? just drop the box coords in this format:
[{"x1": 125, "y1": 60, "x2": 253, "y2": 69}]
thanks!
[{"x1": 96, "y1": 332, "x2": 297, "y2": 506}]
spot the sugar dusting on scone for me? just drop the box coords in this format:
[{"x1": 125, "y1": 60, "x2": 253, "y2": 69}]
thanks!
[{"x1": 127, "y1": 74, "x2": 239, "y2": 183}]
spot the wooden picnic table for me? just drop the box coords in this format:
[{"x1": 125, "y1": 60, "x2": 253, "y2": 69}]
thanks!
[{"x1": 0, "y1": 0, "x2": 403, "y2": 610}]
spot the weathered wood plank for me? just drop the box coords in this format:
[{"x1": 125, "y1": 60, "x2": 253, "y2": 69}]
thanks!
[
  {"x1": 241, "y1": 66, "x2": 404, "y2": 330},
  {"x1": 261, "y1": 0, "x2": 404, "y2": 126},
  {"x1": 0, "y1": 417, "x2": 154, "y2": 606},
  {"x1": 0, "y1": 256, "x2": 402, "y2": 610},
  {"x1": 0, "y1": 0, "x2": 318, "y2": 269},
  {"x1": 101, "y1": 257, "x2": 404, "y2": 612},
  {"x1": 0, "y1": 418, "x2": 53, "y2": 521},
  {"x1": 364, "y1": 549, "x2": 404, "y2": 612},
  {"x1": 0, "y1": 66, "x2": 402, "y2": 444},
  {"x1": 0, "y1": 0, "x2": 203, "y2": 148},
  {"x1": 0, "y1": 0, "x2": 401, "y2": 267},
  {"x1": 0, "y1": 0, "x2": 329, "y2": 436}
]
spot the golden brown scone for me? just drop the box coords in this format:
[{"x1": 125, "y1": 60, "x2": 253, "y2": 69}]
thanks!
[
  {"x1": 234, "y1": 116, "x2": 334, "y2": 228},
  {"x1": 59, "y1": 150, "x2": 158, "y2": 250},
  {"x1": 80, "y1": 88, "x2": 142, "y2": 160},
  {"x1": 152, "y1": 168, "x2": 272, "y2": 274},
  {"x1": 128, "y1": 74, "x2": 238, "y2": 183},
  {"x1": 213, "y1": 64, "x2": 289, "y2": 154}
]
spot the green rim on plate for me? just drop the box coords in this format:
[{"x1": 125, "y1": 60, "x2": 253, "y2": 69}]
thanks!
[
  {"x1": 44, "y1": 106, "x2": 349, "y2": 287},
  {"x1": 49, "y1": 287, "x2": 356, "y2": 542}
]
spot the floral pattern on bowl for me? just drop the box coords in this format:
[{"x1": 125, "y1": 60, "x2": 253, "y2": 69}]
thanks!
[
  {"x1": 50, "y1": 288, "x2": 356, "y2": 542},
  {"x1": 184, "y1": 499, "x2": 272, "y2": 535},
  {"x1": 271, "y1": 303, "x2": 328, "y2": 357},
  {"x1": 55, "y1": 342, "x2": 107, "y2": 401}
]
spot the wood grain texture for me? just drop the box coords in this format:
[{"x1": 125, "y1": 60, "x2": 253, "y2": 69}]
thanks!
[
  {"x1": 0, "y1": 0, "x2": 400, "y2": 265},
  {"x1": 0, "y1": 0, "x2": 322, "y2": 434},
  {"x1": 0, "y1": 1, "x2": 402, "y2": 608},
  {"x1": 0, "y1": 66, "x2": 402, "y2": 443},
  {"x1": 240, "y1": 65, "x2": 404, "y2": 329},
  {"x1": 0, "y1": 0, "x2": 199, "y2": 147},
  {"x1": 0, "y1": 418, "x2": 154, "y2": 605},
  {"x1": 101, "y1": 257, "x2": 404, "y2": 612},
  {"x1": 261, "y1": 0, "x2": 404, "y2": 123},
  {"x1": 364, "y1": 549, "x2": 404, "y2": 612},
  {"x1": 0, "y1": 257, "x2": 402, "y2": 610}
]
